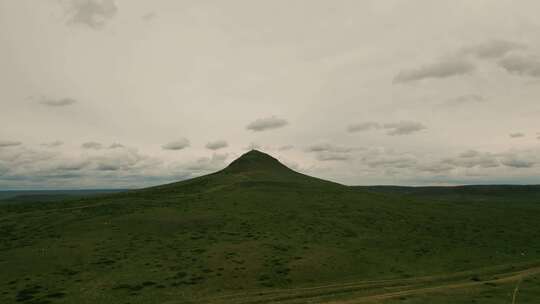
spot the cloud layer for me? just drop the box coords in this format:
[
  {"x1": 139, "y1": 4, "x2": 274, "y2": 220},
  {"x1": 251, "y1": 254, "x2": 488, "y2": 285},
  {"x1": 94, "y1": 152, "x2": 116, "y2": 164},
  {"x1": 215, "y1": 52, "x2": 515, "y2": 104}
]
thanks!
[{"x1": 3, "y1": 3, "x2": 540, "y2": 188}]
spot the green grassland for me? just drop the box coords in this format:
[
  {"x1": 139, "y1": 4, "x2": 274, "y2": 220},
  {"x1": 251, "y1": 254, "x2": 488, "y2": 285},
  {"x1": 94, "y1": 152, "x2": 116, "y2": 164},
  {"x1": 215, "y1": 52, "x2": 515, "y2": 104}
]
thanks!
[
  {"x1": 1, "y1": 150, "x2": 539, "y2": 303},
  {"x1": 0, "y1": 190, "x2": 126, "y2": 205}
]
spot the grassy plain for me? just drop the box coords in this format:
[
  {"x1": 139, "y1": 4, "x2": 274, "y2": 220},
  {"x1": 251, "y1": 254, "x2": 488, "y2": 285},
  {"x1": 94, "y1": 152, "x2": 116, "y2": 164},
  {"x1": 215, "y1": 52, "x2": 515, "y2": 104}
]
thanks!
[{"x1": 1, "y1": 150, "x2": 539, "y2": 303}]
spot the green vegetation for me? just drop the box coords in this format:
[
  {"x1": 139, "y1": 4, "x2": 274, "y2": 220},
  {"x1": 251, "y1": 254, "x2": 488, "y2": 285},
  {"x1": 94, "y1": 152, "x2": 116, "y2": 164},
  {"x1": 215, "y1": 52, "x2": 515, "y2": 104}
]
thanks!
[
  {"x1": 0, "y1": 190, "x2": 126, "y2": 205},
  {"x1": 1, "y1": 150, "x2": 539, "y2": 303}
]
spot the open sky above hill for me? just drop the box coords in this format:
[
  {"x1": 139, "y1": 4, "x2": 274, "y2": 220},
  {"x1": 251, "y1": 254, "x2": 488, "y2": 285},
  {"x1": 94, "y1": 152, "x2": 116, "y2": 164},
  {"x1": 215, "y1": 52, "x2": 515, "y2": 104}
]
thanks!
[{"x1": 1, "y1": 0, "x2": 540, "y2": 189}]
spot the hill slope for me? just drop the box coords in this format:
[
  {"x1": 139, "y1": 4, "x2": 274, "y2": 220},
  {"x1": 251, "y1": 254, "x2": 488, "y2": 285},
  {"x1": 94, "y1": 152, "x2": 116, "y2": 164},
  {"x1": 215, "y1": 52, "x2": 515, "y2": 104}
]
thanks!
[
  {"x1": 1, "y1": 150, "x2": 540, "y2": 304},
  {"x1": 148, "y1": 150, "x2": 343, "y2": 193}
]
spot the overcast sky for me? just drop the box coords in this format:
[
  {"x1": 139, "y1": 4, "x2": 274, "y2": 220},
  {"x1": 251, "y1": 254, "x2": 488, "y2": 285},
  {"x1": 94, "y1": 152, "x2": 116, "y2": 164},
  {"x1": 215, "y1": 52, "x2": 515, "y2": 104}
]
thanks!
[{"x1": 2, "y1": 0, "x2": 540, "y2": 189}]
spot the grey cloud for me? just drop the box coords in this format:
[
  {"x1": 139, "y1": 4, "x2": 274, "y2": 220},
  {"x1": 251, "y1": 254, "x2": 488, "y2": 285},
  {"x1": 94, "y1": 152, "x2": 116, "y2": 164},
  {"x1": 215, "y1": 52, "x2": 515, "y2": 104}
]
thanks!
[
  {"x1": 0, "y1": 148, "x2": 56, "y2": 165},
  {"x1": 278, "y1": 145, "x2": 294, "y2": 151},
  {"x1": 509, "y1": 133, "x2": 525, "y2": 138},
  {"x1": 307, "y1": 143, "x2": 353, "y2": 162},
  {"x1": 184, "y1": 153, "x2": 228, "y2": 172},
  {"x1": 461, "y1": 40, "x2": 526, "y2": 59},
  {"x1": 96, "y1": 163, "x2": 121, "y2": 171},
  {"x1": 497, "y1": 150, "x2": 538, "y2": 169},
  {"x1": 416, "y1": 162, "x2": 454, "y2": 174},
  {"x1": 56, "y1": 160, "x2": 90, "y2": 171},
  {"x1": 347, "y1": 122, "x2": 381, "y2": 133},
  {"x1": 92, "y1": 148, "x2": 161, "y2": 172},
  {"x1": 0, "y1": 141, "x2": 22, "y2": 148},
  {"x1": 316, "y1": 152, "x2": 351, "y2": 162},
  {"x1": 0, "y1": 146, "x2": 178, "y2": 189},
  {"x1": 162, "y1": 138, "x2": 190, "y2": 151},
  {"x1": 142, "y1": 12, "x2": 156, "y2": 21},
  {"x1": 246, "y1": 116, "x2": 288, "y2": 132},
  {"x1": 41, "y1": 141, "x2": 64, "y2": 148},
  {"x1": 501, "y1": 157, "x2": 535, "y2": 168},
  {"x1": 37, "y1": 172, "x2": 84, "y2": 180},
  {"x1": 244, "y1": 142, "x2": 262, "y2": 150},
  {"x1": 109, "y1": 143, "x2": 124, "y2": 149},
  {"x1": 443, "y1": 94, "x2": 485, "y2": 106},
  {"x1": 0, "y1": 163, "x2": 8, "y2": 176},
  {"x1": 383, "y1": 121, "x2": 426, "y2": 136},
  {"x1": 459, "y1": 150, "x2": 481, "y2": 158},
  {"x1": 205, "y1": 140, "x2": 228, "y2": 150},
  {"x1": 306, "y1": 143, "x2": 352, "y2": 153},
  {"x1": 365, "y1": 156, "x2": 418, "y2": 169},
  {"x1": 408, "y1": 149, "x2": 534, "y2": 175},
  {"x1": 64, "y1": 0, "x2": 118, "y2": 29},
  {"x1": 443, "y1": 150, "x2": 499, "y2": 168},
  {"x1": 81, "y1": 141, "x2": 103, "y2": 150},
  {"x1": 498, "y1": 54, "x2": 540, "y2": 78},
  {"x1": 394, "y1": 59, "x2": 475, "y2": 83},
  {"x1": 39, "y1": 97, "x2": 77, "y2": 107}
]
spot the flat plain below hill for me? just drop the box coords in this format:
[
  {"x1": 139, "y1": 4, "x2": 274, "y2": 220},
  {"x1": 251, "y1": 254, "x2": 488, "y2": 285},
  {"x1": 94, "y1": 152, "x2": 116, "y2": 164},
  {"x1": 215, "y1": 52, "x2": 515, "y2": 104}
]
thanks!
[{"x1": 1, "y1": 150, "x2": 539, "y2": 303}]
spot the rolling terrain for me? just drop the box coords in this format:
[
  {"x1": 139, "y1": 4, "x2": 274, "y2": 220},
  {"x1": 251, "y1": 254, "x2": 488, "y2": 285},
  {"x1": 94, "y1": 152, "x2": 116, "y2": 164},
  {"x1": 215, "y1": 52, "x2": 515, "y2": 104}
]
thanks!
[{"x1": 1, "y1": 150, "x2": 540, "y2": 303}]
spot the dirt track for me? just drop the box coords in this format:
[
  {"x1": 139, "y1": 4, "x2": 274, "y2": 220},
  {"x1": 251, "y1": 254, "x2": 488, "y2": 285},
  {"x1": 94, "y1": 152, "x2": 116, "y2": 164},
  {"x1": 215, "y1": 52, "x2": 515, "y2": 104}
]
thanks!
[
  {"x1": 197, "y1": 262, "x2": 540, "y2": 304},
  {"x1": 324, "y1": 265, "x2": 540, "y2": 303}
]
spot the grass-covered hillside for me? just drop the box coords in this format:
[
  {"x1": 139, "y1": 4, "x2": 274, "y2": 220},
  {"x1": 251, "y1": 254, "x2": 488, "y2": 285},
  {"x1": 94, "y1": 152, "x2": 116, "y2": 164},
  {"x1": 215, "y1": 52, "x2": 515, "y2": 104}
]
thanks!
[{"x1": 1, "y1": 150, "x2": 539, "y2": 304}]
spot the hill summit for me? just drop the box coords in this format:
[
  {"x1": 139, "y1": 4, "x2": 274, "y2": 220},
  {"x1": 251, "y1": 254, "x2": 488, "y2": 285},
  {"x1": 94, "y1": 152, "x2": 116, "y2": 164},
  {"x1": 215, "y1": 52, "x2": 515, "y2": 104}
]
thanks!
[
  {"x1": 222, "y1": 150, "x2": 293, "y2": 174},
  {"x1": 214, "y1": 149, "x2": 343, "y2": 188}
]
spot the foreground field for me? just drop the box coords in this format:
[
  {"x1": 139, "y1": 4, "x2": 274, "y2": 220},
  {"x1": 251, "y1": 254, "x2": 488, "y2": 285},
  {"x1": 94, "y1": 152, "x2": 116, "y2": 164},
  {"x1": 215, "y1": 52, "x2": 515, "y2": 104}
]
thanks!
[{"x1": 1, "y1": 151, "x2": 539, "y2": 303}]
